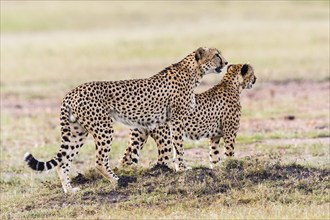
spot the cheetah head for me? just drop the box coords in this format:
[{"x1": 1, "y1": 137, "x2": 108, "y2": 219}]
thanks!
[
  {"x1": 194, "y1": 47, "x2": 228, "y2": 75},
  {"x1": 227, "y1": 64, "x2": 257, "y2": 89}
]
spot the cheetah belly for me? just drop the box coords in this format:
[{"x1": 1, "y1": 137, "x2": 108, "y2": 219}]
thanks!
[
  {"x1": 183, "y1": 120, "x2": 223, "y2": 140},
  {"x1": 110, "y1": 106, "x2": 169, "y2": 130}
]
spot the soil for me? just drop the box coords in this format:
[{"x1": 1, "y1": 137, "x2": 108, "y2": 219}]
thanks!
[{"x1": 184, "y1": 137, "x2": 330, "y2": 161}]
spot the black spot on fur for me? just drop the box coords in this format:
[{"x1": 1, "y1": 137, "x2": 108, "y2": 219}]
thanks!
[
  {"x1": 63, "y1": 136, "x2": 70, "y2": 142},
  {"x1": 61, "y1": 145, "x2": 69, "y2": 150},
  {"x1": 132, "y1": 132, "x2": 139, "y2": 137}
]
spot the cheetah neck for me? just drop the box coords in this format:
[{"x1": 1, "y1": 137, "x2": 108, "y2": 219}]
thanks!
[
  {"x1": 222, "y1": 73, "x2": 241, "y2": 90},
  {"x1": 167, "y1": 55, "x2": 201, "y2": 86},
  {"x1": 208, "y1": 73, "x2": 243, "y2": 96}
]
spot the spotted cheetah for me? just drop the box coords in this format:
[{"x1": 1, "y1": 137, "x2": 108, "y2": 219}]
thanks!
[
  {"x1": 121, "y1": 64, "x2": 256, "y2": 169},
  {"x1": 24, "y1": 47, "x2": 227, "y2": 193}
]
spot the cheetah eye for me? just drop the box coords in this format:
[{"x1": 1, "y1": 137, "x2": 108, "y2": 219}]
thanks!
[{"x1": 215, "y1": 54, "x2": 222, "y2": 60}]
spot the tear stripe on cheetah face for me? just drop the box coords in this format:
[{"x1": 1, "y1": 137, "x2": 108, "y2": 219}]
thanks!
[
  {"x1": 24, "y1": 47, "x2": 228, "y2": 193},
  {"x1": 121, "y1": 64, "x2": 256, "y2": 169}
]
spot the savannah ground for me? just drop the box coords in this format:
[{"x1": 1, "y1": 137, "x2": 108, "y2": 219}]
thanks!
[{"x1": 1, "y1": 1, "x2": 329, "y2": 219}]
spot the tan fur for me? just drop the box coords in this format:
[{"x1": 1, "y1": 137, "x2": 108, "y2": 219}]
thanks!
[
  {"x1": 121, "y1": 64, "x2": 256, "y2": 169},
  {"x1": 24, "y1": 47, "x2": 227, "y2": 193}
]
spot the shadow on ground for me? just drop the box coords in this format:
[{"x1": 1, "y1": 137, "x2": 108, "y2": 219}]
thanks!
[{"x1": 64, "y1": 156, "x2": 330, "y2": 205}]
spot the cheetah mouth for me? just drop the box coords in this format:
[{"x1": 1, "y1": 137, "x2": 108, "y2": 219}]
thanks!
[
  {"x1": 241, "y1": 82, "x2": 253, "y2": 90},
  {"x1": 246, "y1": 83, "x2": 253, "y2": 89},
  {"x1": 215, "y1": 64, "x2": 229, "y2": 74},
  {"x1": 215, "y1": 66, "x2": 225, "y2": 73}
]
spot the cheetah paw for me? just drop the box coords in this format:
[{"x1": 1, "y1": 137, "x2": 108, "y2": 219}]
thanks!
[{"x1": 175, "y1": 163, "x2": 191, "y2": 172}]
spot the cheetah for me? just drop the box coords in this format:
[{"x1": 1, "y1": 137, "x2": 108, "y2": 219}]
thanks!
[
  {"x1": 24, "y1": 47, "x2": 228, "y2": 193},
  {"x1": 121, "y1": 64, "x2": 256, "y2": 169}
]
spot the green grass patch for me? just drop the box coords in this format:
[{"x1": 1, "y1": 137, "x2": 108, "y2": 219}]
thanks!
[{"x1": 237, "y1": 130, "x2": 329, "y2": 144}]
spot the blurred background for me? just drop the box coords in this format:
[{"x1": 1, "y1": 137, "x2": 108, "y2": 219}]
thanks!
[{"x1": 1, "y1": 1, "x2": 329, "y2": 98}]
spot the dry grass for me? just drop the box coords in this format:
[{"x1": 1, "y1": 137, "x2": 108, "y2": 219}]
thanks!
[{"x1": 1, "y1": 157, "x2": 329, "y2": 219}]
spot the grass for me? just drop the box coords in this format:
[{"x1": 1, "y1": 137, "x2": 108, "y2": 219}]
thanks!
[
  {"x1": 1, "y1": 107, "x2": 329, "y2": 219},
  {"x1": 1, "y1": 157, "x2": 329, "y2": 219},
  {"x1": 1, "y1": 1, "x2": 330, "y2": 219},
  {"x1": 237, "y1": 130, "x2": 330, "y2": 143}
]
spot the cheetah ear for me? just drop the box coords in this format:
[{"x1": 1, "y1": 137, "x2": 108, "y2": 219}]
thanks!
[
  {"x1": 195, "y1": 47, "x2": 205, "y2": 61},
  {"x1": 241, "y1": 64, "x2": 249, "y2": 76}
]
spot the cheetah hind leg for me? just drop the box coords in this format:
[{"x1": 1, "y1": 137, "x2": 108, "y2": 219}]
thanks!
[
  {"x1": 92, "y1": 120, "x2": 120, "y2": 183},
  {"x1": 170, "y1": 120, "x2": 191, "y2": 171},
  {"x1": 120, "y1": 128, "x2": 149, "y2": 168},
  {"x1": 94, "y1": 138, "x2": 119, "y2": 183},
  {"x1": 150, "y1": 124, "x2": 173, "y2": 168},
  {"x1": 57, "y1": 119, "x2": 88, "y2": 193}
]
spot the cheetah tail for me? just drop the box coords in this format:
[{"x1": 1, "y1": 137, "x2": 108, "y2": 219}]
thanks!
[{"x1": 24, "y1": 152, "x2": 59, "y2": 172}]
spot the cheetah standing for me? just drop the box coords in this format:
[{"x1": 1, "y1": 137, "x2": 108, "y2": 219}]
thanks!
[
  {"x1": 24, "y1": 47, "x2": 227, "y2": 193},
  {"x1": 121, "y1": 64, "x2": 256, "y2": 169}
]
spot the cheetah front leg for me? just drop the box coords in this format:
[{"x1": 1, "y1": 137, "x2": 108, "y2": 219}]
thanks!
[
  {"x1": 222, "y1": 122, "x2": 238, "y2": 158},
  {"x1": 170, "y1": 119, "x2": 189, "y2": 171},
  {"x1": 150, "y1": 123, "x2": 173, "y2": 167}
]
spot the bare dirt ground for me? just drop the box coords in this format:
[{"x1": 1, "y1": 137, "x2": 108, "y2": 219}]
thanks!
[
  {"x1": 185, "y1": 137, "x2": 330, "y2": 161},
  {"x1": 238, "y1": 80, "x2": 330, "y2": 134}
]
